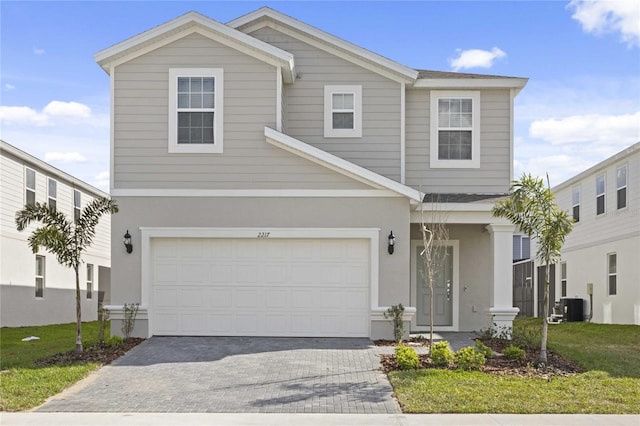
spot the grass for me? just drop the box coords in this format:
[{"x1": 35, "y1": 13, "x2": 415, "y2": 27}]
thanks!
[
  {"x1": 389, "y1": 319, "x2": 640, "y2": 414},
  {"x1": 1, "y1": 321, "x2": 107, "y2": 411}
]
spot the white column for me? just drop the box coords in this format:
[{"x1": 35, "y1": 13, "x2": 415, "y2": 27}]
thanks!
[{"x1": 486, "y1": 223, "x2": 519, "y2": 338}]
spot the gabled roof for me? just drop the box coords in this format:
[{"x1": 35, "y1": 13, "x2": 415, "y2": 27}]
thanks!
[
  {"x1": 264, "y1": 127, "x2": 423, "y2": 203},
  {"x1": 228, "y1": 7, "x2": 419, "y2": 83},
  {"x1": 94, "y1": 11, "x2": 296, "y2": 83}
]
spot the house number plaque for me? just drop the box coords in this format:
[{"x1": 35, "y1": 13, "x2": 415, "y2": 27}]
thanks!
[{"x1": 257, "y1": 232, "x2": 271, "y2": 238}]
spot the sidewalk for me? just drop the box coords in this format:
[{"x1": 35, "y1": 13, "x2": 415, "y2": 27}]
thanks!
[{"x1": 3, "y1": 413, "x2": 639, "y2": 425}]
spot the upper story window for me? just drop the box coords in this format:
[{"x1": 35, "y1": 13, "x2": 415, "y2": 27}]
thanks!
[
  {"x1": 607, "y1": 253, "x2": 617, "y2": 296},
  {"x1": 430, "y1": 91, "x2": 480, "y2": 169},
  {"x1": 35, "y1": 255, "x2": 45, "y2": 298},
  {"x1": 512, "y1": 235, "x2": 530, "y2": 261},
  {"x1": 616, "y1": 165, "x2": 627, "y2": 210},
  {"x1": 596, "y1": 173, "x2": 605, "y2": 215},
  {"x1": 25, "y1": 168, "x2": 36, "y2": 206},
  {"x1": 168, "y1": 68, "x2": 223, "y2": 154},
  {"x1": 572, "y1": 186, "x2": 580, "y2": 222},
  {"x1": 74, "y1": 190, "x2": 81, "y2": 222},
  {"x1": 48, "y1": 178, "x2": 57, "y2": 210},
  {"x1": 324, "y1": 85, "x2": 362, "y2": 138}
]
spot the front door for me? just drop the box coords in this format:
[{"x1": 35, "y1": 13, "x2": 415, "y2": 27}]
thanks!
[{"x1": 416, "y1": 245, "x2": 454, "y2": 326}]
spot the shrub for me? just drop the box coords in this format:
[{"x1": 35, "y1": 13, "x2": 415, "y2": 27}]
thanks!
[
  {"x1": 474, "y1": 339, "x2": 493, "y2": 359},
  {"x1": 511, "y1": 324, "x2": 541, "y2": 350},
  {"x1": 106, "y1": 335, "x2": 123, "y2": 347},
  {"x1": 395, "y1": 344, "x2": 419, "y2": 370},
  {"x1": 503, "y1": 345, "x2": 526, "y2": 360},
  {"x1": 384, "y1": 304, "x2": 405, "y2": 343},
  {"x1": 455, "y1": 346, "x2": 486, "y2": 371},
  {"x1": 430, "y1": 341, "x2": 454, "y2": 367}
]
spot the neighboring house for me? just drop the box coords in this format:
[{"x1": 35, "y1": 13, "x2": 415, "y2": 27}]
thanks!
[
  {"x1": 0, "y1": 140, "x2": 112, "y2": 327},
  {"x1": 96, "y1": 7, "x2": 528, "y2": 339},
  {"x1": 550, "y1": 142, "x2": 640, "y2": 325}
]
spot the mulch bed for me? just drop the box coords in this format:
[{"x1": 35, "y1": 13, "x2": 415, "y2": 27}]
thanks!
[
  {"x1": 35, "y1": 338, "x2": 145, "y2": 367},
  {"x1": 380, "y1": 338, "x2": 582, "y2": 378}
]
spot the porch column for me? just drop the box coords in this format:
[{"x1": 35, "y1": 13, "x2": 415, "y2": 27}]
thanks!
[{"x1": 486, "y1": 223, "x2": 519, "y2": 338}]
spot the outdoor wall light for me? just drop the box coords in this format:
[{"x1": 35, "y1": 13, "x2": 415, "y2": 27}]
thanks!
[
  {"x1": 388, "y1": 231, "x2": 396, "y2": 255},
  {"x1": 123, "y1": 230, "x2": 133, "y2": 254}
]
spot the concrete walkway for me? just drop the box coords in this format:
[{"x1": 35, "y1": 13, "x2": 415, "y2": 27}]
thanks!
[{"x1": 4, "y1": 413, "x2": 640, "y2": 425}]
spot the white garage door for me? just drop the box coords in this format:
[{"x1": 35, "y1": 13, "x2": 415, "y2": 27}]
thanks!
[{"x1": 150, "y1": 237, "x2": 370, "y2": 337}]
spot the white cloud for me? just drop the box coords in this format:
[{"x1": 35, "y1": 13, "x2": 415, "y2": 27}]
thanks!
[
  {"x1": 0, "y1": 101, "x2": 94, "y2": 127},
  {"x1": 5, "y1": 83, "x2": 15, "y2": 90},
  {"x1": 45, "y1": 152, "x2": 87, "y2": 163},
  {"x1": 529, "y1": 111, "x2": 640, "y2": 145},
  {"x1": 0, "y1": 106, "x2": 49, "y2": 126},
  {"x1": 449, "y1": 47, "x2": 506, "y2": 71},
  {"x1": 33, "y1": 47, "x2": 45, "y2": 55},
  {"x1": 94, "y1": 171, "x2": 110, "y2": 191},
  {"x1": 568, "y1": 0, "x2": 640, "y2": 47},
  {"x1": 43, "y1": 101, "x2": 91, "y2": 118}
]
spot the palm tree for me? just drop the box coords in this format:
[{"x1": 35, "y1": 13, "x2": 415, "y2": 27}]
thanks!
[
  {"x1": 16, "y1": 197, "x2": 118, "y2": 352},
  {"x1": 492, "y1": 173, "x2": 573, "y2": 364}
]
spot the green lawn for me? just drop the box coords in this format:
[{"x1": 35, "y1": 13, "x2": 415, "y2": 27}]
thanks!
[
  {"x1": 390, "y1": 319, "x2": 640, "y2": 414},
  {"x1": 1, "y1": 322, "x2": 106, "y2": 411}
]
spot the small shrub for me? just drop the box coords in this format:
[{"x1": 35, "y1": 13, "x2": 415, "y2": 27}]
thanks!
[
  {"x1": 455, "y1": 346, "x2": 486, "y2": 371},
  {"x1": 106, "y1": 335, "x2": 123, "y2": 347},
  {"x1": 122, "y1": 302, "x2": 140, "y2": 339},
  {"x1": 503, "y1": 345, "x2": 526, "y2": 360},
  {"x1": 511, "y1": 323, "x2": 541, "y2": 350},
  {"x1": 384, "y1": 304, "x2": 405, "y2": 343},
  {"x1": 395, "y1": 344, "x2": 419, "y2": 370},
  {"x1": 474, "y1": 339, "x2": 493, "y2": 359},
  {"x1": 97, "y1": 303, "x2": 110, "y2": 343},
  {"x1": 430, "y1": 341, "x2": 454, "y2": 367}
]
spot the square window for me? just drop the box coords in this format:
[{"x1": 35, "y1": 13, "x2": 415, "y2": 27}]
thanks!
[{"x1": 324, "y1": 85, "x2": 362, "y2": 138}]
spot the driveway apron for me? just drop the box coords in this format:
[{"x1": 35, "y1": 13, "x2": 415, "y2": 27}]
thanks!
[{"x1": 37, "y1": 337, "x2": 400, "y2": 414}]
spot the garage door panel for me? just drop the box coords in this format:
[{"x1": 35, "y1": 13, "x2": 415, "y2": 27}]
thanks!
[{"x1": 151, "y1": 237, "x2": 370, "y2": 337}]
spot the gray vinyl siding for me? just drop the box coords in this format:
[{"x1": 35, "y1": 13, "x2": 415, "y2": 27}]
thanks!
[
  {"x1": 113, "y1": 33, "x2": 366, "y2": 190},
  {"x1": 405, "y1": 88, "x2": 512, "y2": 193},
  {"x1": 248, "y1": 27, "x2": 402, "y2": 182}
]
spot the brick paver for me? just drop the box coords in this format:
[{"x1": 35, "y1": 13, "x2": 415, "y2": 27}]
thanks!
[{"x1": 38, "y1": 337, "x2": 401, "y2": 414}]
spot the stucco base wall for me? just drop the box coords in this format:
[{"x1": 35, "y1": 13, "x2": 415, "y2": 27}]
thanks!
[{"x1": 0, "y1": 285, "x2": 98, "y2": 327}]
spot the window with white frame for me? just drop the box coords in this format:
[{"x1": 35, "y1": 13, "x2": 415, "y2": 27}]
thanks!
[
  {"x1": 86, "y1": 264, "x2": 94, "y2": 299},
  {"x1": 35, "y1": 255, "x2": 45, "y2": 298},
  {"x1": 74, "y1": 190, "x2": 81, "y2": 222},
  {"x1": 25, "y1": 168, "x2": 36, "y2": 206},
  {"x1": 430, "y1": 91, "x2": 480, "y2": 168},
  {"x1": 572, "y1": 186, "x2": 580, "y2": 222},
  {"x1": 168, "y1": 68, "x2": 223, "y2": 153},
  {"x1": 607, "y1": 253, "x2": 617, "y2": 296},
  {"x1": 324, "y1": 85, "x2": 362, "y2": 138},
  {"x1": 512, "y1": 235, "x2": 531, "y2": 261},
  {"x1": 48, "y1": 178, "x2": 57, "y2": 210},
  {"x1": 560, "y1": 262, "x2": 567, "y2": 297},
  {"x1": 596, "y1": 174, "x2": 605, "y2": 215},
  {"x1": 616, "y1": 165, "x2": 627, "y2": 210}
]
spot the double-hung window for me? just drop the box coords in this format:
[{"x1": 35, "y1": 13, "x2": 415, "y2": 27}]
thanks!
[
  {"x1": 324, "y1": 85, "x2": 362, "y2": 138},
  {"x1": 48, "y1": 178, "x2": 57, "y2": 210},
  {"x1": 86, "y1": 264, "x2": 94, "y2": 299},
  {"x1": 596, "y1": 174, "x2": 605, "y2": 215},
  {"x1": 560, "y1": 262, "x2": 567, "y2": 298},
  {"x1": 616, "y1": 165, "x2": 627, "y2": 210},
  {"x1": 35, "y1": 255, "x2": 45, "y2": 298},
  {"x1": 572, "y1": 186, "x2": 580, "y2": 222},
  {"x1": 430, "y1": 91, "x2": 480, "y2": 168},
  {"x1": 168, "y1": 68, "x2": 223, "y2": 153},
  {"x1": 74, "y1": 190, "x2": 81, "y2": 223},
  {"x1": 25, "y1": 168, "x2": 36, "y2": 206},
  {"x1": 607, "y1": 253, "x2": 617, "y2": 296}
]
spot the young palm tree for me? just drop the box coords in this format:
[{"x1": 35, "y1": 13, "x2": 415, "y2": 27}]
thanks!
[
  {"x1": 492, "y1": 173, "x2": 573, "y2": 364},
  {"x1": 16, "y1": 197, "x2": 118, "y2": 352}
]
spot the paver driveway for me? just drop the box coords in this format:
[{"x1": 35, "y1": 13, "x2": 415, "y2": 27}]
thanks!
[{"x1": 38, "y1": 337, "x2": 400, "y2": 414}]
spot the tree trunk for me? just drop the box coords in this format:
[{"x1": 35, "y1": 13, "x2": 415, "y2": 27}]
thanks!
[
  {"x1": 429, "y1": 277, "x2": 434, "y2": 351},
  {"x1": 75, "y1": 265, "x2": 83, "y2": 353},
  {"x1": 539, "y1": 260, "x2": 550, "y2": 364}
]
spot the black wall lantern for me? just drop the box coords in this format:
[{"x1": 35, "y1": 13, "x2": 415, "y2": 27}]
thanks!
[
  {"x1": 123, "y1": 230, "x2": 133, "y2": 254},
  {"x1": 388, "y1": 230, "x2": 396, "y2": 255}
]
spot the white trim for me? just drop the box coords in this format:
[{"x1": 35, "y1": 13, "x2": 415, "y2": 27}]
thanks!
[
  {"x1": 265, "y1": 127, "x2": 423, "y2": 202},
  {"x1": 429, "y1": 91, "x2": 481, "y2": 169},
  {"x1": 139, "y1": 227, "x2": 380, "y2": 338},
  {"x1": 324, "y1": 85, "x2": 362, "y2": 138},
  {"x1": 95, "y1": 11, "x2": 295, "y2": 83},
  {"x1": 227, "y1": 8, "x2": 418, "y2": 82},
  {"x1": 411, "y1": 208, "x2": 512, "y2": 225},
  {"x1": 400, "y1": 83, "x2": 406, "y2": 184},
  {"x1": 509, "y1": 88, "x2": 515, "y2": 181},
  {"x1": 276, "y1": 67, "x2": 282, "y2": 132},
  {"x1": 168, "y1": 68, "x2": 224, "y2": 154},
  {"x1": 410, "y1": 239, "x2": 460, "y2": 332},
  {"x1": 413, "y1": 78, "x2": 528, "y2": 91},
  {"x1": 370, "y1": 306, "x2": 416, "y2": 322},
  {"x1": 110, "y1": 189, "x2": 401, "y2": 197},
  {"x1": 104, "y1": 305, "x2": 149, "y2": 321},
  {"x1": 109, "y1": 66, "x2": 115, "y2": 193}
]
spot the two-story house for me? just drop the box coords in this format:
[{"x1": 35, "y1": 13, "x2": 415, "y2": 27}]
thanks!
[
  {"x1": 96, "y1": 7, "x2": 527, "y2": 339},
  {"x1": 551, "y1": 142, "x2": 639, "y2": 325},
  {"x1": 0, "y1": 140, "x2": 112, "y2": 327}
]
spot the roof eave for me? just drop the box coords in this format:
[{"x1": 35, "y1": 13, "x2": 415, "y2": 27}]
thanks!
[{"x1": 413, "y1": 77, "x2": 528, "y2": 94}]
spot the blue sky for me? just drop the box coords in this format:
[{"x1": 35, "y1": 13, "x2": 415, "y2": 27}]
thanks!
[{"x1": 1, "y1": 0, "x2": 639, "y2": 192}]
